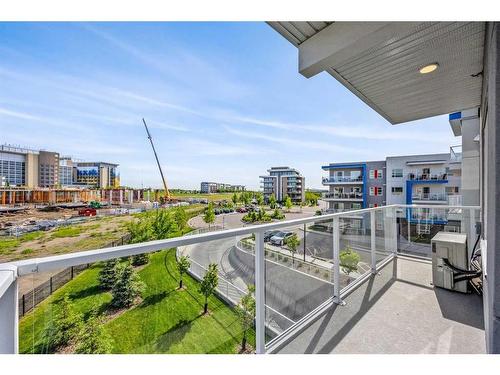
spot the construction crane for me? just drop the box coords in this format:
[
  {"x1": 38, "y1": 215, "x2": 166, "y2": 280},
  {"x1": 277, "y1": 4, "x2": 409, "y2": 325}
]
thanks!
[{"x1": 142, "y1": 118, "x2": 171, "y2": 202}]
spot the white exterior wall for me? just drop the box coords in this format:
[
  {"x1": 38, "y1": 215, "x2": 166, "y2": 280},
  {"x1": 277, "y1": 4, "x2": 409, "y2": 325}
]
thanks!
[{"x1": 386, "y1": 153, "x2": 459, "y2": 205}]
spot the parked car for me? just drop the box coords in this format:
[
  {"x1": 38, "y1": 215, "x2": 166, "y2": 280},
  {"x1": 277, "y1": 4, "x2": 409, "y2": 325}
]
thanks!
[
  {"x1": 264, "y1": 230, "x2": 280, "y2": 242},
  {"x1": 78, "y1": 208, "x2": 97, "y2": 217},
  {"x1": 237, "y1": 207, "x2": 247, "y2": 213},
  {"x1": 269, "y1": 231, "x2": 294, "y2": 246}
]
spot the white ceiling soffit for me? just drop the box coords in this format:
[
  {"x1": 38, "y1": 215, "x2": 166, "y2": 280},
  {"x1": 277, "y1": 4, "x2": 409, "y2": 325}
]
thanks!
[{"x1": 268, "y1": 22, "x2": 485, "y2": 125}]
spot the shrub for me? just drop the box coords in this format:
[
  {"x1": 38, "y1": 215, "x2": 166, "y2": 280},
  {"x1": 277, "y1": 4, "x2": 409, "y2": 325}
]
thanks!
[
  {"x1": 74, "y1": 308, "x2": 112, "y2": 354},
  {"x1": 98, "y1": 258, "x2": 120, "y2": 290},
  {"x1": 131, "y1": 253, "x2": 150, "y2": 267},
  {"x1": 43, "y1": 294, "x2": 82, "y2": 351},
  {"x1": 111, "y1": 263, "x2": 145, "y2": 308}
]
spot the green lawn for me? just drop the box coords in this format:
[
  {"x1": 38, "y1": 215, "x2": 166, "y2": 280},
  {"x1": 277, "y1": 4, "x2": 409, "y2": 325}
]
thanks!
[{"x1": 19, "y1": 249, "x2": 255, "y2": 354}]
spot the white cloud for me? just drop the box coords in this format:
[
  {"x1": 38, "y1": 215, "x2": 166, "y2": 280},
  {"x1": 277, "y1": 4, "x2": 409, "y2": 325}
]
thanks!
[
  {"x1": 0, "y1": 107, "x2": 42, "y2": 121},
  {"x1": 222, "y1": 125, "x2": 363, "y2": 154}
]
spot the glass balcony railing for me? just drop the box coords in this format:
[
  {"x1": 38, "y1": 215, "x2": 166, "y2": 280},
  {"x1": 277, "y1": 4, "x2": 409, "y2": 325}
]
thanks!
[
  {"x1": 407, "y1": 172, "x2": 448, "y2": 181},
  {"x1": 412, "y1": 193, "x2": 447, "y2": 201},
  {"x1": 0, "y1": 204, "x2": 481, "y2": 354},
  {"x1": 324, "y1": 192, "x2": 363, "y2": 200},
  {"x1": 322, "y1": 176, "x2": 363, "y2": 184},
  {"x1": 450, "y1": 145, "x2": 463, "y2": 163}
]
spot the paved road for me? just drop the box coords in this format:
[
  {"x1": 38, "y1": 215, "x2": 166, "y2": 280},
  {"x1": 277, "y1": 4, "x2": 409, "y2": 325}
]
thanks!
[{"x1": 181, "y1": 204, "x2": 361, "y2": 333}]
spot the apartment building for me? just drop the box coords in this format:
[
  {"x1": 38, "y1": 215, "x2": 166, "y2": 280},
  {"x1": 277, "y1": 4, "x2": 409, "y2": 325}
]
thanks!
[
  {"x1": 200, "y1": 182, "x2": 246, "y2": 194},
  {"x1": 322, "y1": 161, "x2": 385, "y2": 212},
  {"x1": 385, "y1": 153, "x2": 461, "y2": 206},
  {"x1": 260, "y1": 166, "x2": 305, "y2": 203},
  {"x1": 74, "y1": 162, "x2": 119, "y2": 188}
]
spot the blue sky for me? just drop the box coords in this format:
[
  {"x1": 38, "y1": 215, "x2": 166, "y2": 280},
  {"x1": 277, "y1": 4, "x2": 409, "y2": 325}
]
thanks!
[{"x1": 0, "y1": 22, "x2": 458, "y2": 190}]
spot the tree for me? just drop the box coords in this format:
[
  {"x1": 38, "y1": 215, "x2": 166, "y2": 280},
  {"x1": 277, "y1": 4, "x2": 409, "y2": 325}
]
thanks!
[
  {"x1": 127, "y1": 219, "x2": 152, "y2": 243},
  {"x1": 174, "y1": 207, "x2": 188, "y2": 231},
  {"x1": 339, "y1": 247, "x2": 360, "y2": 276},
  {"x1": 44, "y1": 294, "x2": 82, "y2": 350},
  {"x1": 305, "y1": 191, "x2": 320, "y2": 206},
  {"x1": 111, "y1": 263, "x2": 145, "y2": 308},
  {"x1": 203, "y1": 203, "x2": 216, "y2": 227},
  {"x1": 285, "y1": 234, "x2": 300, "y2": 265},
  {"x1": 232, "y1": 193, "x2": 239, "y2": 207},
  {"x1": 177, "y1": 255, "x2": 191, "y2": 289},
  {"x1": 199, "y1": 263, "x2": 218, "y2": 314},
  {"x1": 284, "y1": 196, "x2": 293, "y2": 212},
  {"x1": 99, "y1": 258, "x2": 120, "y2": 290},
  {"x1": 256, "y1": 194, "x2": 264, "y2": 206},
  {"x1": 269, "y1": 194, "x2": 277, "y2": 209},
  {"x1": 75, "y1": 308, "x2": 113, "y2": 354},
  {"x1": 240, "y1": 192, "x2": 251, "y2": 205},
  {"x1": 235, "y1": 285, "x2": 255, "y2": 351}
]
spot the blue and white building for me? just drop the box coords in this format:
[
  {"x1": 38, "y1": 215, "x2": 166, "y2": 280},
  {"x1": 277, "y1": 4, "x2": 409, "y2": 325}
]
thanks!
[{"x1": 321, "y1": 161, "x2": 386, "y2": 212}]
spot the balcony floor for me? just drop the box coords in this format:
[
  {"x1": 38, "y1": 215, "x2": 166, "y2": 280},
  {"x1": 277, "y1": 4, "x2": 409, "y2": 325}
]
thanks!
[{"x1": 275, "y1": 256, "x2": 485, "y2": 354}]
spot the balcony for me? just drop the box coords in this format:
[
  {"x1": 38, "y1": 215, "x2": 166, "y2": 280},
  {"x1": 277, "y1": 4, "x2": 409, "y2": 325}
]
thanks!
[
  {"x1": 323, "y1": 192, "x2": 363, "y2": 201},
  {"x1": 412, "y1": 193, "x2": 448, "y2": 203},
  {"x1": 407, "y1": 172, "x2": 448, "y2": 182},
  {"x1": 0, "y1": 204, "x2": 482, "y2": 354},
  {"x1": 450, "y1": 145, "x2": 463, "y2": 164},
  {"x1": 322, "y1": 176, "x2": 363, "y2": 185}
]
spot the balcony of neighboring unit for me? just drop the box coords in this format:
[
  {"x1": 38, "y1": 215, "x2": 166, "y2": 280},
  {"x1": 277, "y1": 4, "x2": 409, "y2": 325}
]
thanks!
[
  {"x1": 407, "y1": 171, "x2": 448, "y2": 182},
  {"x1": 322, "y1": 176, "x2": 363, "y2": 185},
  {"x1": 323, "y1": 192, "x2": 363, "y2": 201},
  {"x1": 411, "y1": 193, "x2": 448, "y2": 204},
  {"x1": 449, "y1": 145, "x2": 462, "y2": 171}
]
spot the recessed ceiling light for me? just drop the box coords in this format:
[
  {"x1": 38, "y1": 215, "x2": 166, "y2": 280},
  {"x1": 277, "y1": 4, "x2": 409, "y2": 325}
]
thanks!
[{"x1": 419, "y1": 63, "x2": 439, "y2": 74}]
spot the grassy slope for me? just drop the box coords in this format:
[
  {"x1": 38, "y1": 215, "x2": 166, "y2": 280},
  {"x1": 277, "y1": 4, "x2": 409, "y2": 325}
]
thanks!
[{"x1": 19, "y1": 249, "x2": 255, "y2": 354}]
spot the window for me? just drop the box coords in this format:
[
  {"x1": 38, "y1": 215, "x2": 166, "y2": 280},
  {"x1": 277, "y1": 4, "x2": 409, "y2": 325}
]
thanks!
[
  {"x1": 392, "y1": 169, "x2": 403, "y2": 178},
  {"x1": 392, "y1": 187, "x2": 403, "y2": 195},
  {"x1": 370, "y1": 169, "x2": 383, "y2": 179},
  {"x1": 369, "y1": 187, "x2": 383, "y2": 196},
  {"x1": 352, "y1": 203, "x2": 361, "y2": 209},
  {"x1": 376, "y1": 221, "x2": 384, "y2": 231},
  {"x1": 369, "y1": 203, "x2": 379, "y2": 208},
  {"x1": 446, "y1": 186, "x2": 460, "y2": 194}
]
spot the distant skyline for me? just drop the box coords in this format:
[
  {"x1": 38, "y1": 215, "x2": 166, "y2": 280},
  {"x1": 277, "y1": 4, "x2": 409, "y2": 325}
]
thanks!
[{"x1": 0, "y1": 22, "x2": 459, "y2": 190}]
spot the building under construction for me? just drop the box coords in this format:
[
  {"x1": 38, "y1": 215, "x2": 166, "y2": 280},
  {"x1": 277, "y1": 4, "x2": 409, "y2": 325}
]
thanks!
[{"x1": 0, "y1": 187, "x2": 155, "y2": 206}]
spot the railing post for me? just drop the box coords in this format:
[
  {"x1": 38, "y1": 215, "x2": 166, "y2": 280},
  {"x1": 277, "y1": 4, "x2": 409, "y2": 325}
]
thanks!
[
  {"x1": 332, "y1": 216, "x2": 343, "y2": 305},
  {"x1": 370, "y1": 210, "x2": 377, "y2": 273},
  {"x1": 469, "y1": 207, "x2": 476, "y2": 257},
  {"x1": 254, "y1": 230, "x2": 266, "y2": 354},
  {"x1": 0, "y1": 266, "x2": 19, "y2": 353}
]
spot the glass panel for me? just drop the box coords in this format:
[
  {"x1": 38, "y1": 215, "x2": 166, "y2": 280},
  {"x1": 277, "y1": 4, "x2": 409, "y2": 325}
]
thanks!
[
  {"x1": 397, "y1": 206, "x2": 481, "y2": 259},
  {"x1": 20, "y1": 235, "x2": 255, "y2": 353},
  {"x1": 375, "y1": 209, "x2": 394, "y2": 266},
  {"x1": 338, "y1": 211, "x2": 371, "y2": 288},
  {"x1": 264, "y1": 219, "x2": 333, "y2": 344}
]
